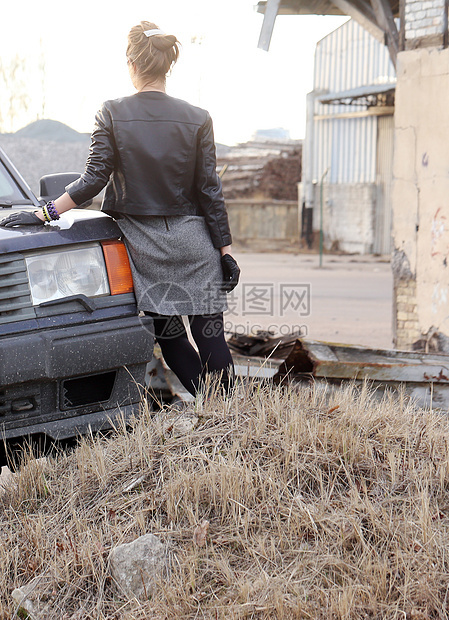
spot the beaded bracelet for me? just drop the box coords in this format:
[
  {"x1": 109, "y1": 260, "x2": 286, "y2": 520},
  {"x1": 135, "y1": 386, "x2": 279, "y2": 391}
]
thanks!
[
  {"x1": 42, "y1": 201, "x2": 60, "y2": 222},
  {"x1": 41, "y1": 204, "x2": 52, "y2": 223}
]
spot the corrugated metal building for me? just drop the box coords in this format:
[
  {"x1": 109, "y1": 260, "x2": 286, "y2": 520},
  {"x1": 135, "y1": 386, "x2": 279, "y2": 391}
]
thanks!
[{"x1": 303, "y1": 19, "x2": 396, "y2": 254}]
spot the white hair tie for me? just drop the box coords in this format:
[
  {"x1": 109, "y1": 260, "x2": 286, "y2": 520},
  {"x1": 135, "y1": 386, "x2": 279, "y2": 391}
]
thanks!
[{"x1": 144, "y1": 29, "x2": 165, "y2": 37}]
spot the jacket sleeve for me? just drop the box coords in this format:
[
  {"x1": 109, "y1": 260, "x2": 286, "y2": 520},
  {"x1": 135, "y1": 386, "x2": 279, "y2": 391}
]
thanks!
[
  {"x1": 194, "y1": 113, "x2": 232, "y2": 248},
  {"x1": 65, "y1": 104, "x2": 115, "y2": 206}
]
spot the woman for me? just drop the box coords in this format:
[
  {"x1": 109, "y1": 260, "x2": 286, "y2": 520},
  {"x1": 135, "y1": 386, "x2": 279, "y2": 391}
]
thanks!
[{"x1": 0, "y1": 21, "x2": 240, "y2": 397}]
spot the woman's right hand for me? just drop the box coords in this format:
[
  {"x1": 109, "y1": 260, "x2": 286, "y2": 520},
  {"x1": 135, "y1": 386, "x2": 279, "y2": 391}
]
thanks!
[{"x1": 0, "y1": 211, "x2": 44, "y2": 227}]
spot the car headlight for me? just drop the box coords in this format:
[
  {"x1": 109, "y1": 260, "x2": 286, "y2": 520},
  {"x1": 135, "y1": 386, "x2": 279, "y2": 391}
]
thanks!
[{"x1": 25, "y1": 244, "x2": 110, "y2": 305}]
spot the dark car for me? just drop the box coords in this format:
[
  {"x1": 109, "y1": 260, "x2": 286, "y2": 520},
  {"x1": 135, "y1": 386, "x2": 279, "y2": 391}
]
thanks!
[{"x1": 0, "y1": 146, "x2": 154, "y2": 466}]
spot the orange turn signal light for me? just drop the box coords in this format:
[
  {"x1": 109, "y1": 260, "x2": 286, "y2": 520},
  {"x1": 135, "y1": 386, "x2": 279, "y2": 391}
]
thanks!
[{"x1": 101, "y1": 240, "x2": 134, "y2": 295}]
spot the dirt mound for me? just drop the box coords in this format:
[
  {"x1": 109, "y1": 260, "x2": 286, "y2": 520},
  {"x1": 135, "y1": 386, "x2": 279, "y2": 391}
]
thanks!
[{"x1": 14, "y1": 119, "x2": 90, "y2": 143}]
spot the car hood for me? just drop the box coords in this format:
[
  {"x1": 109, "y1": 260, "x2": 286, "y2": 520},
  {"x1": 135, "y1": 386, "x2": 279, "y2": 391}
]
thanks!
[{"x1": 0, "y1": 209, "x2": 121, "y2": 254}]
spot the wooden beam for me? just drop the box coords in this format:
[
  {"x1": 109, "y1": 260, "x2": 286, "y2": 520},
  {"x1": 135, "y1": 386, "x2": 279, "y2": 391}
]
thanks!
[
  {"x1": 369, "y1": 0, "x2": 399, "y2": 66},
  {"x1": 399, "y1": 0, "x2": 406, "y2": 50},
  {"x1": 258, "y1": 0, "x2": 282, "y2": 51},
  {"x1": 444, "y1": 0, "x2": 449, "y2": 48},
  {"x1": 314, "y1": 106, "x2": 395, "y2": 119},
  {"x1": 332, "y1": 0, "x2": 385, "y2": 41}
]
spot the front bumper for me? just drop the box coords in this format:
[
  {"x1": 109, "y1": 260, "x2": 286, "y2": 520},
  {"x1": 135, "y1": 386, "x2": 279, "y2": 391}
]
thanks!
[
  {"x1": 1, "y1": 314, "x2": 154, "y2": 385},
  {"x1": 0, "y1": 314, "x2": 154, "y2": 440}
]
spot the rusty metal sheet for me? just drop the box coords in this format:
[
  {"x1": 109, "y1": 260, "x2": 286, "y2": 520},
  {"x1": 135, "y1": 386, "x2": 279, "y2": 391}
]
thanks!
[
  {"x1": 274, "y1": 340, "x2": 449, "y2": 384},
  {"x1": 228, "y1": 332, "x2": 449, "y2": 409},
  {"x1": 271, "y1": 339, "x2": 449, "y2": 410}
]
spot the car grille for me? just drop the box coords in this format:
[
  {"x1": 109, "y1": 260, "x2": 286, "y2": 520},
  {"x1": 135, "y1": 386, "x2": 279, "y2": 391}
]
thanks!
[
  {"x1": 0, "y1": 388, "x2": 8, "y2": 416},
  {"x1": 0, "y1": 253, "x2": 35, "y2": 324}
]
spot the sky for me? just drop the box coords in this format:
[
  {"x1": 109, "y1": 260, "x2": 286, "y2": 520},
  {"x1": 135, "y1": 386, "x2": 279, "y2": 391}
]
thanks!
[{"x1": 0, "y1": 0, "x2": 347, "y2": 145}]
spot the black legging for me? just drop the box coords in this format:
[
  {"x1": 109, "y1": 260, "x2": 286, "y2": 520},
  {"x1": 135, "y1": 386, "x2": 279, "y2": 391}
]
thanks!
[{"x1": 147, "y1": 312, "x2": 234, "y2": 396}]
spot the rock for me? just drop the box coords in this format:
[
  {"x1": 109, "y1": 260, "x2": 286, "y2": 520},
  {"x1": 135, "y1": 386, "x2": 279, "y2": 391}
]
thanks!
[
  {"x1": 109, "y1": 533, "x2": 167, "y2": 600},
  {"x1": 152, "y1": 409, "x2": 199, "y2": 437},
  {"x1": 11, "y1": 575, "x2": 55, "y2": 620},
  {"x1": 12, "y1": 587, "x2": 40, "y2": 619},
  {"x1": 169, "y1": 412, "x2": 199, "y2": 436}
]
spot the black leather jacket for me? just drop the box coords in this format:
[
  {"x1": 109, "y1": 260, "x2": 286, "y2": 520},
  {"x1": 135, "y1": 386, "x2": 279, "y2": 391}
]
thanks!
[{"x1": 66, "y1": 91, "x2": 232, "y2": 248}]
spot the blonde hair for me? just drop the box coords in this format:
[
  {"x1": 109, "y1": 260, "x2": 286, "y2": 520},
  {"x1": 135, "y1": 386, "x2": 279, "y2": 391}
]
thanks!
[{"x1": 127, "y1": 21, "x2": 180, "y2": 82}]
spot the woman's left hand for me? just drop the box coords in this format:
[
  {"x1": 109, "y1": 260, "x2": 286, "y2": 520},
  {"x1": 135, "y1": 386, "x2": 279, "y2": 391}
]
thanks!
[{"x1": 220, "y1": 253, "x2": 240, "y2": 293}]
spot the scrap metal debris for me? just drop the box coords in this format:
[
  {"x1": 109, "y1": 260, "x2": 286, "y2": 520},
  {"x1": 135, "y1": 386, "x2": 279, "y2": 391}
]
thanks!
[
  {"x1": 227, "y1": 331, "x2": 449, "y2": 411},
  {"x1": 226, "y1": 329, "x2": 301, "y2": 359}
]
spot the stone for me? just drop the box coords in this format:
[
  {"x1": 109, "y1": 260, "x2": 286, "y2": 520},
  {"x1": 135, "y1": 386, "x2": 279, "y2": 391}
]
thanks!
[
  {"x1": 109, "y1": 533, "x2": 167, "y2": 600},
  {"x1": 152, "y1": 409, "x2": 199, "y2": 437},
  {"x1": 11, "y1": 575, "x2": 56, "y2": 620}
]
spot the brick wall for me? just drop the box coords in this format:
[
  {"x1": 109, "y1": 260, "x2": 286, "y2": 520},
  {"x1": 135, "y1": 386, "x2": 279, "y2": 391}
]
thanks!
[
  {"x1": 405, "y1": 0, "x2": 445, "y2": 44},
  {"x1": 394, "y1": 278, "x2": 421, "y2": 349}
]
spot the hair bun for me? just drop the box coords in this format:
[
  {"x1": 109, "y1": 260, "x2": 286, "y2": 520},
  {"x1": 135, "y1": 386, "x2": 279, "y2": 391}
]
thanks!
[
  {"x1": 151, "y1": 34, "x2": 177, "y2": 52},
  {"x1": 128, "y1": 22, "x2": 180, "y2": 80}
]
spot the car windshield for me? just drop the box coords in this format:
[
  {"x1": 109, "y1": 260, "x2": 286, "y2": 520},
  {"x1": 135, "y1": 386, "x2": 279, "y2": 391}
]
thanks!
[{"x1": 0, "y1": 159, "x2": 32, "y2": 204}]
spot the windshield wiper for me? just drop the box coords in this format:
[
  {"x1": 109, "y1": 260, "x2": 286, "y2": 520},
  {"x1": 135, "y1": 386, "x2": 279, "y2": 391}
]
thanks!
[{"x1": 0, "y1": 201, "x2": 12, "y2": 208}]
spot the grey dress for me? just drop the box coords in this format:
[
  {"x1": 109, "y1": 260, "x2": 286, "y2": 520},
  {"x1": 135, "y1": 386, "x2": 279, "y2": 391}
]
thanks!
[{"x1": 117, "y1": 213, "x2": 227, "y2": 316}]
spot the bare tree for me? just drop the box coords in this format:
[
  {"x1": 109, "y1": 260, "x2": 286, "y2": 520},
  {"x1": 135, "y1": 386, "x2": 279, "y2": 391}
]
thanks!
[
  {"x1": 37, "y1": 39, "x2": 46, "y2": 120},
  {"x1": 0, "y1": 55, "x2": 30, "y2": 133}
]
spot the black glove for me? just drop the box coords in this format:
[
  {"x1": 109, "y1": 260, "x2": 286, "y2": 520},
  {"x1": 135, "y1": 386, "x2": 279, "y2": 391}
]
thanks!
[
  {"x1": 220, "y1": 254, "x2": 240, "y2": 293},
  {"x1": 0, "y1": 211, "x2": 44, "y2": 227}
]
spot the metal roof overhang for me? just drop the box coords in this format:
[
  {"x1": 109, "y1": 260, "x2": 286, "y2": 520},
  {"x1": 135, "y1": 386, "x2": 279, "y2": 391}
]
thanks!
[
  {"x1": 318, "y1": 82, "x2": 396, "y2": 106},
  {"x1": 257, "y1": 0, "x2": 400, "y2": 67},
  {"x1": 258, "y1": 0, "x2": 346, "y2": 15},
  {"x1": 257, "y1": 0, "x2": 399, "y2": 17}
]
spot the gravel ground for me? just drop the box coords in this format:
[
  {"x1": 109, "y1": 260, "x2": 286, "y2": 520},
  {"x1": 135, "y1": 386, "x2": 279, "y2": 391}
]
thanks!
[{"x1": 0, "y1": 135, "x2": 89, "y2": 196}]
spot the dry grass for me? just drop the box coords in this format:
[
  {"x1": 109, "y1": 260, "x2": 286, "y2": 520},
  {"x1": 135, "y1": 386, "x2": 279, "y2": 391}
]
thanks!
[{"x1": 1, "y1": 379, "x2": 449, "y2": 619}]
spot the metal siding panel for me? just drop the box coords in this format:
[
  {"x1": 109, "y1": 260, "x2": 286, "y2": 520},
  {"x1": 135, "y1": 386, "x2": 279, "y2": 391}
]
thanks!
[
  {"x1": 313, "y1": 118, "x2": 319, "y2": 182},
  {"x1": 357, "y1": 119, "x2": 364, "y2": 183},
  {"x1": 330, "y1": 120, "x2": 337, "y2": 183},
  {"x1": 313, "y1": 119, "x2": 318, "y2": 181},
  {"x1": 364, "y1": 118, "x2": 371, "y2": 184},
  {"x1": 314, "y1": 19, "x2": 395, "y2": 91},
  {"x1": 343, "y1": 120, "x2": 348, "y2": 184},
  {"x1": 352, "y1": 120, "x2": 359, "y2": 183},
  {"x1": 338, "y1": 26, "x2": 345, "y2": 92},
  {"x1": 361, "y1": 119, "x2": 368, "y2": 184},
  {"x1": 314, "y1": 115, "x2": 380, "y2": 185},
  {"x1": 338, "y1": 120, "x2": 345, "y2": 183},
  {"x1": 320, "y1": 119, "x2": 328, "y2": 182},
  {"x1": 374, "y1": 115, "x2": 394, "y2": 253},
  {"x1": 351, "y1": 24, "x2": 362, "y2": 87},
  {"x1": 324, "y1": 119, "x2": 331, "y2": 181},
  {"x1": 312, "y1": 18, "x2": 394, "y2": 186},
  {"x1": 344, "y1": 120, "x2": 350, "y2": 183},
  {"x1": 318, "y1": 119, "x2": 323, "y2": 182}
]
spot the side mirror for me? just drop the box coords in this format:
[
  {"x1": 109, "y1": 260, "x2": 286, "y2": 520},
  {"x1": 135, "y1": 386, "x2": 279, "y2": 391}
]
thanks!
[{"x1": 39, "y1": 173, "x2": 92, "y2": 208}]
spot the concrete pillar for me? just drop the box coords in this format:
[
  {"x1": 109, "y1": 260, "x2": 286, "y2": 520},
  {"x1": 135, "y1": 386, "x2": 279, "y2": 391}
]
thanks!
[{"x1": 392, "y1": 46, "x2": 449, "y2": 350}]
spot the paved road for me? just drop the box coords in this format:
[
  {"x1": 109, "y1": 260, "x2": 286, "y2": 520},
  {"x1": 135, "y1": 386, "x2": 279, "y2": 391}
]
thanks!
[{"x1": 226, "y1": 252, "x2": 393, "y2": 350}]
